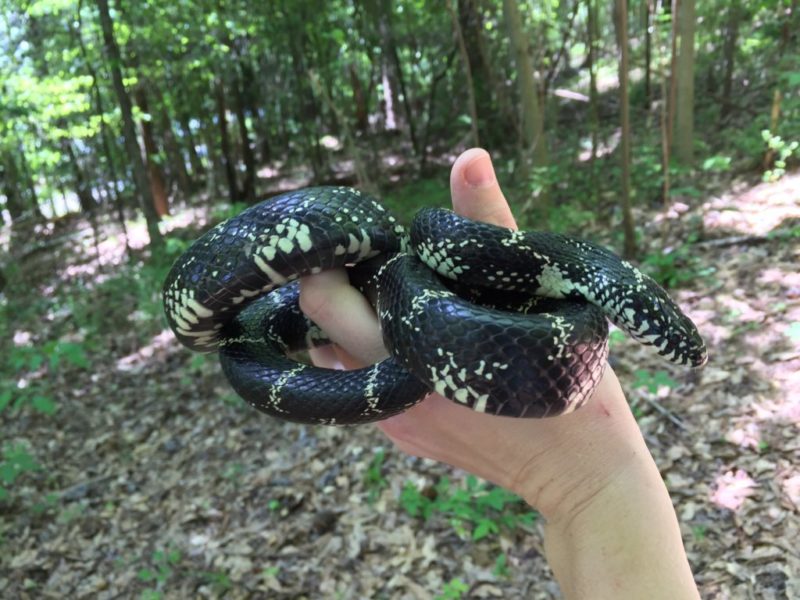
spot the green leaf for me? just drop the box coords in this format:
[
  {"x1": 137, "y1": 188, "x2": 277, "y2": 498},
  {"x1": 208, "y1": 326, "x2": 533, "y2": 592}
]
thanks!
[
  {"x1": 472, "y1": 518, "x2": 498, "y2": 541},
  {"x1": 0, "y1": 390, "x2": 12, "y2": 411},
  {"x1": 31, "y1": 395, "x2": 57, "y2": 415},
  {"x1": 54, "y1": 342, "x2": 89, "y2": 369}
]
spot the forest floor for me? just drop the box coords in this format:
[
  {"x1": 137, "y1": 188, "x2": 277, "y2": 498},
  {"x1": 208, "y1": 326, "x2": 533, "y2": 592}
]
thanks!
[{"x1": 1, "y1": 169, "x2": 799, "y2": 599}]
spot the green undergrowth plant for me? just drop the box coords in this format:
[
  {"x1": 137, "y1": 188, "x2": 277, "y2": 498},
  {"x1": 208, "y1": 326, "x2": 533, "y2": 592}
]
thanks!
[
  {"x1": 641, "y1": 235, "x2": 715, "y2": 289},
  {"x1": 135, "y1": 546, "x2": 232, "y2": 599},
  {"x1": 761, "y1": 130, "x2": 798, "y2": 182},
  {"x1": 0, "y1": 442, "x2": 40, "y2": 502},
  {"x1": 65, "y1": 238, "x2": 189, "y2": 342},
  {"x1": 363, "y1": 448, "x2": 388, "y2": 503},
  {"x1": 400, "y1": 475, "x2": 536, "y2": 542},
  {"x1": 633, "y1": 369, "x2": 679, "y2": 394},
  {"x1": 436, "y1": 578, "x2": 469, "y2": 600},
  {"x1": 1, "y1": 340, "x2": 89, "y2": 416},
  {"x1": 630, "y1": 369, "x2": 680, "y2": 420}
]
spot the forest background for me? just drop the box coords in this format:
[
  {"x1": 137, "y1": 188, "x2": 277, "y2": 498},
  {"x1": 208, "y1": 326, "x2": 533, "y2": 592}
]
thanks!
[{"x1": 1, "y1": 0, "x2": 799, "y2": 598}]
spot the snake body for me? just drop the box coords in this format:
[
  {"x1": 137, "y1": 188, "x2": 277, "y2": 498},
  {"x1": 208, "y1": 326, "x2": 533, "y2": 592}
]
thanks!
[{"x1": 163, "y1": 186, "x2": 706, "y2": 424}]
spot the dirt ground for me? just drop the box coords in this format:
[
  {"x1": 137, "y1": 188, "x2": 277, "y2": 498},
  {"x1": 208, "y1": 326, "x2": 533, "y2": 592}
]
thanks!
[{"x1": 2, "y1": 172, "x2": 798, "y2": 599}]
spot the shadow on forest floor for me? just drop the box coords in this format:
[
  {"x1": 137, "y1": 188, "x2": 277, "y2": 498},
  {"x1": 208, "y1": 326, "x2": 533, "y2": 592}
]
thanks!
[{"x1": 1, "y1": 170, "x2": 798, "y2": 598}]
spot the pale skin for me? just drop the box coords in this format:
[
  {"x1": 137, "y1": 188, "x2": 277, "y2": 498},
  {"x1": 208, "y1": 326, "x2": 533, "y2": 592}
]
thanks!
[{"x1": 299, "y1": 149, "x2": 700, "y2": 599}]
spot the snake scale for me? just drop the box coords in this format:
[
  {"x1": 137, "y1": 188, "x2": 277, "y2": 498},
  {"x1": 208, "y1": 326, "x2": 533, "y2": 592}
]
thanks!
[{"x1": 163, "y1": 186, "x2": 707, "y2": 424}]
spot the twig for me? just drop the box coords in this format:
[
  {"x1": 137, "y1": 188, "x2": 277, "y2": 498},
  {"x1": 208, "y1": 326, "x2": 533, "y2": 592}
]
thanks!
[
  {"x1": 638, "y1": 393, "x2": 688, "y2": 430},
  {"x1": 694, "y1": 235, "x2": 770, "y2": 249}
]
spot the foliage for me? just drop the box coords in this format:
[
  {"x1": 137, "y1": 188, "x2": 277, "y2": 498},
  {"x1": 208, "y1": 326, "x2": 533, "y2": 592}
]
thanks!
[
  {"x1": 761, "y1": 130, "x2": 798, "y2": 182},
  {"x1": 137, "y1": 547, "x2": 182, "y2": 598},
  {"x1": 1, "y1": 339, "x2": 89, "y2": 419},
  {"x1": 633, "y1": 369, "x2": 679, "y2": 395},
  {"x1": 363, "y1": 448, "x2": 388, "y2": 503},
  {"x1": 400, "y1": 475, "x2": 536, "y2": 542},
  {"x1": 641, "y1": 237, "x2": 716, "y2": 289},
  {"x1": 0, "y1": 442, "x2": 40, "y2": 501},
  {"x1": 436, "y1": 578, "x2": 469, "y2": 600}
]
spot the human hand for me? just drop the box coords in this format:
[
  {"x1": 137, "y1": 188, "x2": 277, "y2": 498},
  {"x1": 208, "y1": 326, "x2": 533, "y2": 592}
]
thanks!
[
  {"x1": 300, "y1": 148, "x2": 699, "y2": 598},
  {"x1": 300, "y1": 148, "x2": 637, "y2": 519}
]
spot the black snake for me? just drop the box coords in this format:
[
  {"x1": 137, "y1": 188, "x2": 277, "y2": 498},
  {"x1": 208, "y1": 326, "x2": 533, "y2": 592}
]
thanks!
[{"x1": 163, "y1": 186, "x2": 707, "y2": 424}]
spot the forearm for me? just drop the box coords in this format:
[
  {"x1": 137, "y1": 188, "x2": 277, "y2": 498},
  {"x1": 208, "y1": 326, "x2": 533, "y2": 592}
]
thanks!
[
  {"x1": 511, "y1": 371, "x2": 700, "y2": 599},
  {"x1": 541, "y1": 454, "x2": 699, "y2": 599}
]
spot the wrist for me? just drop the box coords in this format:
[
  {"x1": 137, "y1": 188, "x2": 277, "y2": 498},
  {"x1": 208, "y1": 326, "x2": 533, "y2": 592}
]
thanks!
[{"x1": 508, "y1": 368, "x2": 649, "y2": 521}]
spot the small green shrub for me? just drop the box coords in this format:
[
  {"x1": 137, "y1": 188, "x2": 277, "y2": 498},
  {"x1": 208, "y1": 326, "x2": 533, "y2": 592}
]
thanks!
[
  {"x1": 363, "y1": 448, "x2": 388, "y2": 503},
  {"x1": 632, "y1": 369, "x2": 679, "y2": 394},
  {"x1": 762, "y1": 130, "x2": 798, "y2": 182},
  {"x1": 641, "y1": 240, "x2": 715, "y2": 289},
  {"x1": 436, "y1": 578, "x2": 469, "y2": 600},
  {"x1": 400, "y1": 475, "x2": 536, "y2": 542},
  {"x1": 0, "y1": 443, "x2": 40, "y2": 501}
]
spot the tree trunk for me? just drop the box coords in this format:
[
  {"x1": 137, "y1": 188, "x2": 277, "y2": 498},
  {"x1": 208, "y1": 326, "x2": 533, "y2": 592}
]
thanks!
[
  {"x1": 674, "y1": 0, "x2": 695, "y2": 166},
  {"x1": 643, "y1": 0, "x2": 653, "y2": 110},
  {"x1": 503, "y1": 0, "x2": 548, "y2": 197},
  {"x1": 615, "y1": 0, "x2": 636, "y2": 258},
  {"x1": 348, "y1": 64, "x2": 370, "y2": 134},
  {"x1": 214, "y1": 77, "x2": 239, "y2": 204},
  {"x1": 588, "y1": 0, "x2": 600, "y2": 202},
  {"x1": 95, "y1": 0, "x2": 163, "y2": 248},
  {"x1": 176, "y1": 103, "x2": 205, "y2": 178},
  {"x1": 446, "y1": 0, "x2": 480, "y2": 147},
  {"x1": 310, "y1": 71, "x2": 376, "y2": 195},
  {"x1": 231, "y1": 66, "x2": 256, "y2": 203},
  {"x1": 384, "y1": 1, "x2": 419, "y2": 155},
  {"x1": 63, "y1": 141, "x2": 95, "y2": 213},
  {"x1": 1, "y1": 153, "x2": 25, "y2": 222},
  {"x1": 134, "y1": 88, "x2": 170, "y2": 216},
  {"x1": 419, "y1": 49, "x2": 457, "y2": 173},
  {"x1": 720, "y1": 0, "x2": 740, "y2": 119},
  {"x1": 159, "y1": 103, "x2": 192, "y2": 199}
]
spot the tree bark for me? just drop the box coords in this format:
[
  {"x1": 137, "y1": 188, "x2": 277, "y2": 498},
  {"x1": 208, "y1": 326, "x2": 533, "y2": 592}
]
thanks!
[
  {"x1": 63, "y1": 141, "x2": 95, "y2": 213},
  {"x1": 134, "y1": 88, "x2": 170, "y2": 216},
  {"x1": 446, "y1": 0, "x2": 480, "y2": 147},
  {"x1": 175, "y1": 103, "x2": 205, "y2": 179},
  {"x1": 214, "y1": 77, "x2": 239, "y2": 204},
  {"x1": 587, "y1": 0, "x2": 600, "y2": 202},
  {"x1": 349, "y1": 64, "x2": 370, "y2": 134},
  {"x1": 615, "y1": 0, "x2": 636, "y2": 258},
  {"x1": 674, "y1": 0, "x2": 695, "y2": 166},
  {"x1": 503, "y1": 0, "x2": 548, "y2": 195},
  {"x1": 158, "y1": 102, "x2": 192, "y2": 199},
  {"x1": 720, "y1": 0, "x2": 740, "y2": 119},
  {"x1": 380, "y1": 0, "x2": 419, "y2": 155},
  {"x1": 643, "y1": 0, "x2": 653, "y2": 110},
  {"x1": 95, "y1": 0, "x2": 163, "y2": 248},
  {"x1": 231, "y1": 65, "x2": 256, "y2": 203}
]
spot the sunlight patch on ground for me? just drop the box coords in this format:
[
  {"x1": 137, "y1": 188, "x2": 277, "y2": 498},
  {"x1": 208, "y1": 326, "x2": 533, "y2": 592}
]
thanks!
[
  {"x1": 702, "y1": 171, "x2": 800, "y2": 237},
  {"x1": 116, "y1": 329, "x2": 175, "y2": 373},
  {"x1": 577, "y1": 128, "x2": 620, "y2": 162},
  {"x1": 159, "y1": 206, "x2": 212, "y2": 235},
  {"x1": 710, "y1": 468, "x2": 758, "y2": 511}
]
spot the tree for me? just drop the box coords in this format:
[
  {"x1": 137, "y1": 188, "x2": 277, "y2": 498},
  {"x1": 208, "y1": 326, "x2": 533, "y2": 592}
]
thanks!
[
  {"x1": 615, "y1": 0, "x2": 636, "y2": 258},
  {"x1": 94, "y1": 0, "x2": 163, "y2": 248},
  {"x1": 674, "y1": 0, "x2": 695, "y2": 166},
  {"x1": 503, "y1": 0, "x2": 548, "y2": 199}
]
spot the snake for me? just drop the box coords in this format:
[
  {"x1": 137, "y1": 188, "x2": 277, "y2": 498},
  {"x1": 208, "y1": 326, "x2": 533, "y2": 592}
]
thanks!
[{"x1": 163, "y1": 186, "x2": 707, "y2": 424}]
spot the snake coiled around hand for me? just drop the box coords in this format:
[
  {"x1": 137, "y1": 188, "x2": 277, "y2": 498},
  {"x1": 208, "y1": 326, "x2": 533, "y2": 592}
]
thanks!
[{"x1": 163, "y1": 186, "x2": 707, "y2": 424}]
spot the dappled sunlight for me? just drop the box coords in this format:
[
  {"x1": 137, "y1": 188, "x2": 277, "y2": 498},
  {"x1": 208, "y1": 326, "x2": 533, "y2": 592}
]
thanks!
[
  {"x1": 702, "y1": 171, "x2": 800, "y2": 237},
  {"x1": 116, "y1": 329, "x2": 176, "y2": 374},
  {"x1": 710, "y1": 469, "x2": 758, "y2": 512},
  {"x1": 577, "y1": 128, "x2": 620, "y2": 162}
]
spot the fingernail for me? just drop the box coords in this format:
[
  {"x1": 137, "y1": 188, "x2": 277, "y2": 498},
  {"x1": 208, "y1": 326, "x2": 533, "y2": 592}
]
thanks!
[{"x1": 463, "y1": 155, "x2": 496, "y2": 188}]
